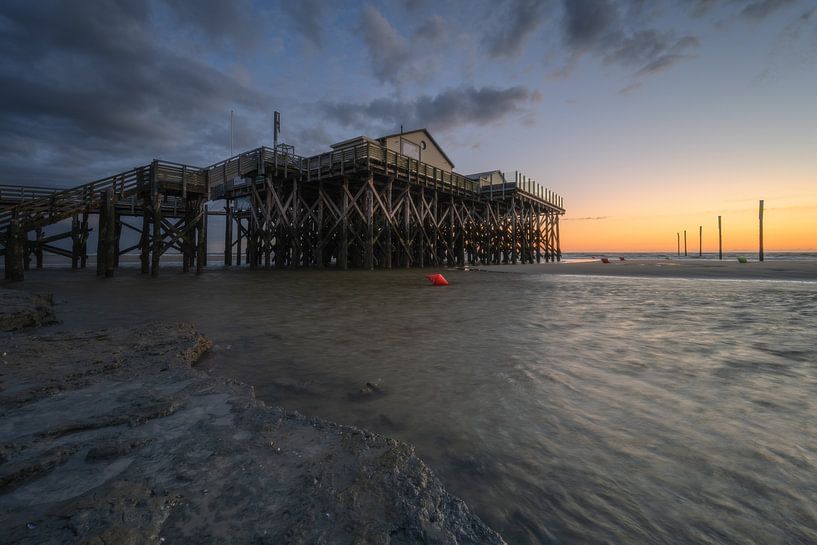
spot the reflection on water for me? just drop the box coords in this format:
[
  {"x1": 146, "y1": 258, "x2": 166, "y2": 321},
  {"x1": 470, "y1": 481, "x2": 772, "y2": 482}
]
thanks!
[{"x1": 17, "y1": 269, "x2": 817, "y2": 545}]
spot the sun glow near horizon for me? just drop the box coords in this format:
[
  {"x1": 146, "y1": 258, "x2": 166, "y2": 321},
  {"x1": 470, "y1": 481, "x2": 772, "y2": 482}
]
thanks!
[{"x1": 562, "y1": 201, "x2": 817, "y2": 253}]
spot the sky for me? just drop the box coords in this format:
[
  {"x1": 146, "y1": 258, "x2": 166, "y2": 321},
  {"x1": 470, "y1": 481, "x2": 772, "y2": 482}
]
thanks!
[{"x1": 1, "y1": 0, "x2": 815, "y2": 252}]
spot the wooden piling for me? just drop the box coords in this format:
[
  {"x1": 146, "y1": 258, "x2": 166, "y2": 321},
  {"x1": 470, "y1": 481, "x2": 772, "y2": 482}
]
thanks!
[
  {"x1": 196, "y1": 199, "x2": 206, "y2": 274},
  {"x1": 684, "y1": 229, "x2": 687, "y2": 257},
  {"x1": 365, "y1": 178, "x2": 374, "y2": 270},
  {"x1": 4, "y1": 219, "x2": 25, "y2": 282},
  {"x1": 224, "y1": 205, "x2": 233, "y2": 266},
  {"x1": 151, "y1": 193, "x2": 162, "y2": 277},
  {"x1": 699, "y1": 225, "x2": 702, "y2": 257},
  {"x1": 758, "y1": 200, "x2": 764, "y2": 262},
  {"x1": 104, "y1": 188, "x2": 116, "y2": 277},
  {"x1": 35, "y1": 227, "x2": 43, "y2": 269},
  {"x1": 676, "y1": 232, "x2": 680, "y2": 257},
  {"x1": 718, "y1": 216, "x2": 722, "y2": 260},
  {"x1": 140, "y1": 207, "x2": 150, "y2": 274},
  {"x1": 72, "y1": 215, "x2": 81, "y2": 270}
]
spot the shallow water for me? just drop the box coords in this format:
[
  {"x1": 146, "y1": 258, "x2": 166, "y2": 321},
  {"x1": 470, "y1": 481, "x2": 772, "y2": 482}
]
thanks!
[{"x1": 13, "y1": 268, "x2": 817, "y2": 545}]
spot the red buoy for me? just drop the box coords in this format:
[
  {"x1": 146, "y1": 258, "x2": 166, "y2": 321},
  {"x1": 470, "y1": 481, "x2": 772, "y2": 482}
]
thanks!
[{"x1": 425, "y1": 273, "x2": 449, "y2": 286}]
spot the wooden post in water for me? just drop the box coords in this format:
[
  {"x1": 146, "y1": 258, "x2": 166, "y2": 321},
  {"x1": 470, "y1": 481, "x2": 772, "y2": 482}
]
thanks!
[
  {"x1": 676, "y1": 232, "x2": 680, "y2": 257},
  {"x1": 4, "y1": 219, "x2": 25, "y2": 282},
  {"x1": 699, "y1": 225, "x2": 702, "y2": 257},
  {"x1": 718, "y1": 216, "x2": 722, "y2": 260},
  {"x1": 684, "y1": 229, "x2": 687, "y2": 257},
  {"x1": 35, "y1": 227, "x2": 43, "y2": 269},
  {"x1": 71, "y1": 215, "x2": 81, "y2": 270},
  {"x1": 224, "y1": 205, "x2": 232, "y2": 266},
  {"x1": 104, "y1": 187, "x2": 116, "y2": 278},
  {"x1": 758, "y1": 200, "x2": 764, "y2": 262}
]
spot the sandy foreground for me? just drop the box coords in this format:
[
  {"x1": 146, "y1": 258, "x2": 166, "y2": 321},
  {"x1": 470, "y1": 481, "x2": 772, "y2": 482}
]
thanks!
[
  {"x1": 478, "y1": 259, "x2": 817, "y2": 281},
  {"x1": 0, "y1": 289, "x2": 504, "y2": 545}
]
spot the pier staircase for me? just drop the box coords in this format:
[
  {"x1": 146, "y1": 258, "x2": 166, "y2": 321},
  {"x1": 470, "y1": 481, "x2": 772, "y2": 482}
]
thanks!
[{"x1": 1, "y1": 161, "x2": 208, "y2": 280}]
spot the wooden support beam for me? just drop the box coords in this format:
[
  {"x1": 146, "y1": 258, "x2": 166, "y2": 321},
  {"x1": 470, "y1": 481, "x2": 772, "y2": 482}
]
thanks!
[
  {"x1": 4, "y1": 219, "x2": 24, "y2": 282},
  {"x1": 103, "y1": 188, "x2": 116, "y2": 277},
  {"x1": 224, "y1": 204, "x2": 233, "y2": 266},
  {"x1": 339, "y1": 179, "x2": 349, "y2": 270},
  {"x1": 34, "y1": 227, "x2": 43, "y2": 269},
  {"x1": 151, "y1": 192, "x2": 162, "y2": 277},
  {"x1": 197, "y1": 199, "x2": 206, "y2": 274},
  {"x1": 365, "y1": 176, "x2": 374, "y2": 270}
]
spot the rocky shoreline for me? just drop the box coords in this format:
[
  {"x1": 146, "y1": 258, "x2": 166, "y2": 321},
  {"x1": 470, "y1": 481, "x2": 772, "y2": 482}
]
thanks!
[{"x1": 0, "y1": 288, "x2": 504, "y2": 544}]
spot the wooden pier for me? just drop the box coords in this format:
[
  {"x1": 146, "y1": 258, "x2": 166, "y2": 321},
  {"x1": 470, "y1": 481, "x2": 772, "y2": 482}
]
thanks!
[{"x1": 1, "y1": 132, "x2": 563, "y2": 281}]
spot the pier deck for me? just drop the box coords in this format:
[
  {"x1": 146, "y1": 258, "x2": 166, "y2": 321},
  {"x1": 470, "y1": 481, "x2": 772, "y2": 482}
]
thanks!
[{"x1": 2, "y1": 139, "x2": 563, "y2": 280}]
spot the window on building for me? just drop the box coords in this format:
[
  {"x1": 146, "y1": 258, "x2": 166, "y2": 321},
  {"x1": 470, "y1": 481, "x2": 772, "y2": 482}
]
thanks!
[{"x1": 401, "y1": 139, "x2": 420, "y2": 160}]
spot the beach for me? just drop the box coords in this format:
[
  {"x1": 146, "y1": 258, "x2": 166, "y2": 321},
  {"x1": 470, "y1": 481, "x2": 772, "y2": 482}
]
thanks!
[
  {"x1": 2, "y1": 262, "x2": 816, "y2": 544},
  {"x1": 0, "y1": 288, "x2": 503, "y2": 544},
  {"x1": 481, "y1": 258, "x2": 817, "y2": 281}
]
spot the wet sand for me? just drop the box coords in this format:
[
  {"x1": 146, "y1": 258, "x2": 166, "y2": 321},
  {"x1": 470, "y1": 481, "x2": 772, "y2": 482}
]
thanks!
[
  {"x1": 2, "y1": 262, "x2": 817, "y2": 544},
  {"x1": 481, "y1": 258, "x2": 817, "y2": 281},
  {"x1": 0, "y1": 290, "x2": 503, "y2": 544}
]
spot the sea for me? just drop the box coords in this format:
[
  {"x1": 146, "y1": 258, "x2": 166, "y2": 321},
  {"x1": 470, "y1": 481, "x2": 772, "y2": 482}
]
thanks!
[{"x1": 11, "y1": 266, "x2": 817, "y2": 545}]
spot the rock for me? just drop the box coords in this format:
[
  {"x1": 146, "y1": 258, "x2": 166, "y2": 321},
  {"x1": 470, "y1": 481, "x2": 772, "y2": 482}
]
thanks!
[
  {"x1": 348, "y1": 381, "x2": 386, "y2": 402},
  {"x1": 0, "y1": 289, "x2": 57, "y2": 332},
  {"x1": 0, "y1": 322, "x2": 505, "y2": 544}
]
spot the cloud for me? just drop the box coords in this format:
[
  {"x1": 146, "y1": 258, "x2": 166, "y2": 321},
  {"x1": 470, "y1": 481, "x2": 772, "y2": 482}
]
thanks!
[
  {"x1": 323, "y1": 86, "x2": 541, "y2": 133},
  {"x1": 740, "y1": 0, "x2": 796, "y2": 20},
  {"x1": 686, "y1": 0, "x2": 797, "y2": 19},
  {"x1": 413, "y1": 14, "x2": 447, "y2": 44},
  {"x1": 486, "y1": 0, "x2": 550, "y2": 57},
  {"x1": 358, "y1": 5, "x2": 418, "y2": 85},
  {"x1": 0, "y1": 0, "x2": 269, "y2": 184},
  {"x1": 163, "y1": 0, "x2": 258, "y2": 46},
  {"x1": 559, "y1": 0, "x2": 700, "y2": 76},
  {"x1": 562, "y1": 216, "x2": 609, "y2": 221},
  {"x1": 283, "y1": 0, "x2": 326, "y2": 49}
]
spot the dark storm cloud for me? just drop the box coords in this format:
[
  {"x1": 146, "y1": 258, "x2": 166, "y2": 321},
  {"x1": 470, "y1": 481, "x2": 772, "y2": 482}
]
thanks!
[
  {"x1": 163, "y1": 0, "x2": 258, "y2": 45},
  {"x1": 740, "y1": 0, "x2": 796, "y2": 19},
  {"x1": 283, "y1": 0, "x2": 326, "y2": 49},
  {"x1": 323, "y1": 86, "x2": 540, "y2": 132},
  {"x1": 358, "y1": 5, "x2": 418, "y2": 85},
  {"x1": 686, "y1": 0, "x2": 796, "y2": 19},
  {"x1": 0, "y1": 0, "x2": 267, "y2": 184},
  {"x1": 486, "y1": 0, "x2": 550, "y2": 57},
  {"x1": 560, "y1": 0, "x2": 699, "y2": 75},
  {"x1": 413, "y1": 15, "x2": 447, "y2": 44}
]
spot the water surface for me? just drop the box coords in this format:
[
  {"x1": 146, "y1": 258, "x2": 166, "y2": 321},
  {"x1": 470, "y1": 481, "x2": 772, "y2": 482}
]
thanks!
[{"x1": 15, "y1": 268, "x2": 817, "y2": 545}]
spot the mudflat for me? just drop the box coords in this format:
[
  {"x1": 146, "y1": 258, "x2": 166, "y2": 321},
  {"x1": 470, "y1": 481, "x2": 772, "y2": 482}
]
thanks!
[
  {"x1": 480, "y1": 259, "x2": 817, "y2": 281},
  {"x1": 0, "y1": 289, "x2": 504, "y2": 545}
]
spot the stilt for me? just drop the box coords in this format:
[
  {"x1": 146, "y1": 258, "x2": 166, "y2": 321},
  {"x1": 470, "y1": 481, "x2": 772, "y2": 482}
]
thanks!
[
  {"x1": 151, "y1": 193, "x2": 162, "y2": 277},
  {"x1": 4, "y1": 219, "x2": 25, "y2": 282},
  {"x1": 72, "y1": 215, "x2": 81, "y2": 270},
  {"x1": 365, "y1": 177, "x2": 374, "y2": 270},
  {"x1": 196, "y1": 198, "x2": 206, "y2": 274},
  {"x1": 224, "y1": 205, "x2": 233, "y2": 266},
  {"x1": 35, "y1": 227, "x2": 43, "y2": 269}
]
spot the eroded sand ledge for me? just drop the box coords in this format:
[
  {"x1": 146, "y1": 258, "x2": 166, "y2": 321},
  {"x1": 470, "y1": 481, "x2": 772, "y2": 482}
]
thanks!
[{"x1": 0, "y1": 290, "x2": 504, "y2": 544}]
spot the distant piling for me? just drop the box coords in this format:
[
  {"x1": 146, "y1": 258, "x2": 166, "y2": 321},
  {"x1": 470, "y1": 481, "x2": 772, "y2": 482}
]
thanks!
[
  {"x1": 718, "y1": 216, "x2": 722, "y2": 260},
  {"x1": 759, "y1": 200, "x2": 764, "y2": 262},
  {"x1": 684, "y1": 230, "x2": 687, "y2": 257},
  {"x1": 699, "y1": 225, "x2": 702, "y2": 257},
  {"x1": 676, "y1": 232, "x2": 680, "y2": 257}
]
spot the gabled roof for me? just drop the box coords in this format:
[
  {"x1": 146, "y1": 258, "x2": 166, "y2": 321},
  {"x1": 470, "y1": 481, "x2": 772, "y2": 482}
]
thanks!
[{"x1": 376, "y1": 128, "x2": 455, "y2": 169}]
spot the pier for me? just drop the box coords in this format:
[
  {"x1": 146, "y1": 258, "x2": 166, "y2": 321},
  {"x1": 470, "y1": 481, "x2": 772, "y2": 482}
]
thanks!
[{"x1": 1, "y1": 128, "x2": 564, "y2": 281}]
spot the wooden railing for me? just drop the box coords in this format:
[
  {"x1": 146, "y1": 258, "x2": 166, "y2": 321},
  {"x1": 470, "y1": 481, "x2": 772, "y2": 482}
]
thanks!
[
  {"x1": 0, "y1": 161, "x2": 206, "y2": 232},
  {"x1": 0, "y1": 184, "x2": 62, "y2": 206},
  {"x1": 298, "y1": 143, "x2": 481, "y2": 193},
  {"x1": 479, "y1": 182, "x2": 565, "y2": 211}
]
